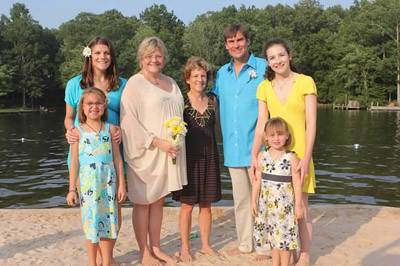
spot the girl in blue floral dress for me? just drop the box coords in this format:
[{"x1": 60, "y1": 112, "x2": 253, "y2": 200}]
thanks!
[
  {"x1": 251, "y1": 117, "x2": 303, "y2": 266},
  {"x1": 66, "y1": 88, "x2": 126, "y2": 266}
]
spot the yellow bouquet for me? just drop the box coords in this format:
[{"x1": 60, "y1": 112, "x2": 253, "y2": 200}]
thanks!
[{"x1": 164, "y1": 116, "x2": 187, "y2": 164}]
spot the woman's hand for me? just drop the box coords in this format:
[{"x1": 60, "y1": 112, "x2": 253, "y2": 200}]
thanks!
[
  {"x1": 296, "y1": 157, "x2": 310, "y2": 185},
  {"x1": 251, "y1": 199, "x2": 258, "y2": 217},
  {"x1": 111, "y1": 126, "x2": 122, "y2": 144},
  {"x1": 117, "y1": 186, "x2": 126, "y2": 203},
  {"x1": 65, "y1": 127, "x2": 80, "y2": 144},
  {"x1": 66, "y1": 191, "x2": 78, "y2": 206},
  {"x1": 152, "y1": 138, "x2": 179, "y2": 158},
  {"x1": 250, "y1": 155, "x2": 259, "y2": 183}
]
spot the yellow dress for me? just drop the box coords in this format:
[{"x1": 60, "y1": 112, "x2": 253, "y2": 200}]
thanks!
[{"x1": 256, "y1": 74, "x2": 317, "y2": 193}]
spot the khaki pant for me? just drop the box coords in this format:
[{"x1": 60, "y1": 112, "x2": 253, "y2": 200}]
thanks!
[
  {"x1": 228, "y1": 167, "x2": 253, "y2": 253},
  {"x1": 229, "y1": 167, "x2": 271, "y2": 255}
]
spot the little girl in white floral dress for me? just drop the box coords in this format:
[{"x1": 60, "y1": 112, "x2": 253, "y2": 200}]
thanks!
[{"x1": 252, "y1": 117, "x2": 304, "y2": 266}]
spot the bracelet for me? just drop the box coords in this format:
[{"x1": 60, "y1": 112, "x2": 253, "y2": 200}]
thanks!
[{"x1": 68, "y1": 190, "x2": 77, "y2": 193}]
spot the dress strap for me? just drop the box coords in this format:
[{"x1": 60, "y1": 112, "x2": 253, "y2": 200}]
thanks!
[
  {"x1": 76, "y1": 123, "x2": 83, "y2": 133},
  {"x1": 102, "y1": 122, "x2": 110, "y2": 133}
]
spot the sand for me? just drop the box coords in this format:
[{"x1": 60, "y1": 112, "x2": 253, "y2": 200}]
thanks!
[{"x1": 0, "y1": 205, "x2": 399, "y2": 266}]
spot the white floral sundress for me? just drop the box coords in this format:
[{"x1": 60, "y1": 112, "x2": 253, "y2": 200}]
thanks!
[{"x1": 253, "y1": 149, "x2": 299, "y2": 250}]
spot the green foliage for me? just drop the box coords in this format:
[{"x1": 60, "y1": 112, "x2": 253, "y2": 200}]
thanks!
[
  {"x1": 57, "y1": 10, "x2": 139, "y2": 85},
  {"x1": 0, "y1": 65, "x2": 13, "y2": 97},
  {"x1": 183, "y1": 13, "x2": 227, "y2": 68},
  {"x1": 1, "y1": 3, "x2": 60, "y2": 107},
  {"x1": 140, "y1": 4, "x2": 186, "y2": 81},
  {"x1": 0, "y1": 1, "x2": 399, "y2": 107}
]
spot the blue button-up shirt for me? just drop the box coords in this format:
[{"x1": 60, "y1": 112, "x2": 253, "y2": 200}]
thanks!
[{"x1": 212, "y1": 53, "x2": 267, "y2": 167}]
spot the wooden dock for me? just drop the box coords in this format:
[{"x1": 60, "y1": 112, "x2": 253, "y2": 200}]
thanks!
[
  {"x1": 333, "y1": 100, "x2": 361, "y2": 110},
  {"x1": 369, "y1": 106, "x2": 400, "y2": 111}
]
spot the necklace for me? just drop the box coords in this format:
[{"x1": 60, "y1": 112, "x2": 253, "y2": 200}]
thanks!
[
  {"x1": 85, "y1": 122, "x2": 102, "y2": 140},
  {"x1": 185, "y1": 95, "x2": 213, "y2": 127}
]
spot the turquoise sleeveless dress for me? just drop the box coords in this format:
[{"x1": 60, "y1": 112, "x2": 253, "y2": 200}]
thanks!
[{"x1": 77, "y1": 123, "x2": 118, "y2": 243}]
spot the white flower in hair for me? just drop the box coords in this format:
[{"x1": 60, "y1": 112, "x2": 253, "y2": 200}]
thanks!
[
  {"x1": 248, "y1": 69, "x2": 257, "y2": 79},
  {"x1": 82, "y1": 46, "x2": 91, "y2": 58}
]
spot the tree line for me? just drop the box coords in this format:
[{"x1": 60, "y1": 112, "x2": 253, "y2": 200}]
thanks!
[{"x1": 0, "y1": 0, "x2": 398, "y2": 108}]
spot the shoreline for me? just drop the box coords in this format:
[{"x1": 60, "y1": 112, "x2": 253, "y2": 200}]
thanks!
[{"x1": 1, "y1": 204, "x2": 399, "y2": 265}]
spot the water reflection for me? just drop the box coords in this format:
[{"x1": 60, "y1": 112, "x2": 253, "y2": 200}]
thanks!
[{"x1": 0, "y1": 109, "x2": 399, "y2": 208}]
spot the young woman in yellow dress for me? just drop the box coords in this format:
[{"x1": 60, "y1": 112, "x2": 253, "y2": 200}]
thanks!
[{"x1": 251, "y1": 39, "x2": 317, "y2": 266}]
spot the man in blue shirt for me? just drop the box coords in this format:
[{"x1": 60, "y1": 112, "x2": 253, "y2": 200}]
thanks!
[{"x1": 212, "y1": 24, "x2": 267, "y2": 255}]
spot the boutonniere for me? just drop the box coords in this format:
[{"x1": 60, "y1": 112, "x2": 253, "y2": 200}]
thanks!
[
  {"x1": 248, "y1": 69, "x2": 257, "y2": 82},
  {"x1": 82, "y1": 46, "x2": 91, "y2": 58}
]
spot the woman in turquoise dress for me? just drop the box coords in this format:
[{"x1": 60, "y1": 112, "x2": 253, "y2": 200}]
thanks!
[
  {"x1": 64, "y1": 36, "x2": 126, "y2": 265},
  {"x1": 64, "y1": 36, "x2": 127, "y2": 143}
]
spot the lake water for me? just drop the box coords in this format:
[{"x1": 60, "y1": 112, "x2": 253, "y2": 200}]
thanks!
[{"x1": 0, "y1": 109, "x2": 399, "y2": 208}]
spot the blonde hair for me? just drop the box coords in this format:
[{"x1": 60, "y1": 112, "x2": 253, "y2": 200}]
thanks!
[
  {"x1": 264, "y1": 117, "x2": 292, "y2": 149},
  {"x1": 78, "y1": 87, "x2": 108, "y2": 123},
  {"x1": 182, "y1": 56, "x2": 210, "y2": 91},
  {"x1": 137, "y1": 36, "x2": 168, "y2": 67}
]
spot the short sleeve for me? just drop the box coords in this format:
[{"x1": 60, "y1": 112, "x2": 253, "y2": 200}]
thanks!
[
  {"x1": 118, "y1": 77, "x2": 127, "y2": 91},
  {"x1": 256, "y1": 80, "x2": 268, "y2": 102},
  {"x1": 64, "y1": 77, "x2": 80, "y2": 108},
  {"x1": 301, "y1": 76, "x2": 317, "y2": 96}
]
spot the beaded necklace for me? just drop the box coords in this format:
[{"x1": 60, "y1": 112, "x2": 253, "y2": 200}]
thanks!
[{"x1": 185, "y1": 96, "x2": 214, "y2": 127}]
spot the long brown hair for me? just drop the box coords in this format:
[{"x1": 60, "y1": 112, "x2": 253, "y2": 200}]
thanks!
[
  {"x1": 80, "y1": 37, "x2": 119, "y2": 91},
  {"x1": 263, "y1": 39, "x2": 297, "y2": 81},
  {"x1": 78, "y1": 87, "x2": 108, "y2": 123}
]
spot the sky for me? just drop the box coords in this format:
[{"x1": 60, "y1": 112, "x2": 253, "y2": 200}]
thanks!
[{"x1": 0, "y1": 0, "x2": 354, "y2": 29}]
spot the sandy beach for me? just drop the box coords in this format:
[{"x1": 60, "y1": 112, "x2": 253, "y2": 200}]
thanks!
[{"x1": 0, "y1": 204, "x2": 399, "y2": 266}]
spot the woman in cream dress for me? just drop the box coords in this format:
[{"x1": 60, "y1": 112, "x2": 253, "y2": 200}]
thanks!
[{"x1": 121, "y1": 37, "x2": 187, "y2": 266}]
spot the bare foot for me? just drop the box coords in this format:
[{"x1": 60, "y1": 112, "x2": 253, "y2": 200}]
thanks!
[
  {"x1": 141, "y1": 253, "x2": 162, "y2": 266},
  {"x1": 96, "y1": 254, "x2": 120, "y2": 266},
  {"x1": 199, "y1": 246, "x2": 220, "y2": 256},
  {"x1": 152, "y1": 248, "x2": 177, "y2": 266},
  {"x1": 178, "y1": 249, "x2": 193, "y2": 263},
  {"x1": 253, "y1": 254, "x2": 271, "y2": 261},
  {"x1": 111, "y1": 258, "x2": 120, "y2": 266},
  {"x1": 296, "y1": 253, "x2": 310, "y2": 266},
  {"x1": 225, "y1": 247, "x2": 252, "y2": 256}
]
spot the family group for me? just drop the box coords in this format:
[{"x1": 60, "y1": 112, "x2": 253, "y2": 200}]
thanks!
[{"x1": 64, "y1": 23, "x2": 317, "y2": 266}]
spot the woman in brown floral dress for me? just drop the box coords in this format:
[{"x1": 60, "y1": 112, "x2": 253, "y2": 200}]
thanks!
[{"x1": 173, "y1": 56, "x2": 221, "y2": 262}]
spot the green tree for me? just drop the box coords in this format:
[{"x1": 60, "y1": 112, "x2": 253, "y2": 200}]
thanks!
[
  {"x1": 119, "y1": 25, "x2": 156, "y2": 75},
  {"x1": 140, "y1": 4, "x2": 186, "y2": 81},
  {"x1": 1, "y1": 3, "x2": 60, "y2": 107},
  {"x1": 183, "y1": 13, "x2": 226, "y2": 68},
  {"x1": 57, "y1": 10, "x2": 139, "y2": 84},
  {"x1": 0, "y1": 65, "x2": 13, "y2": 97}
]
